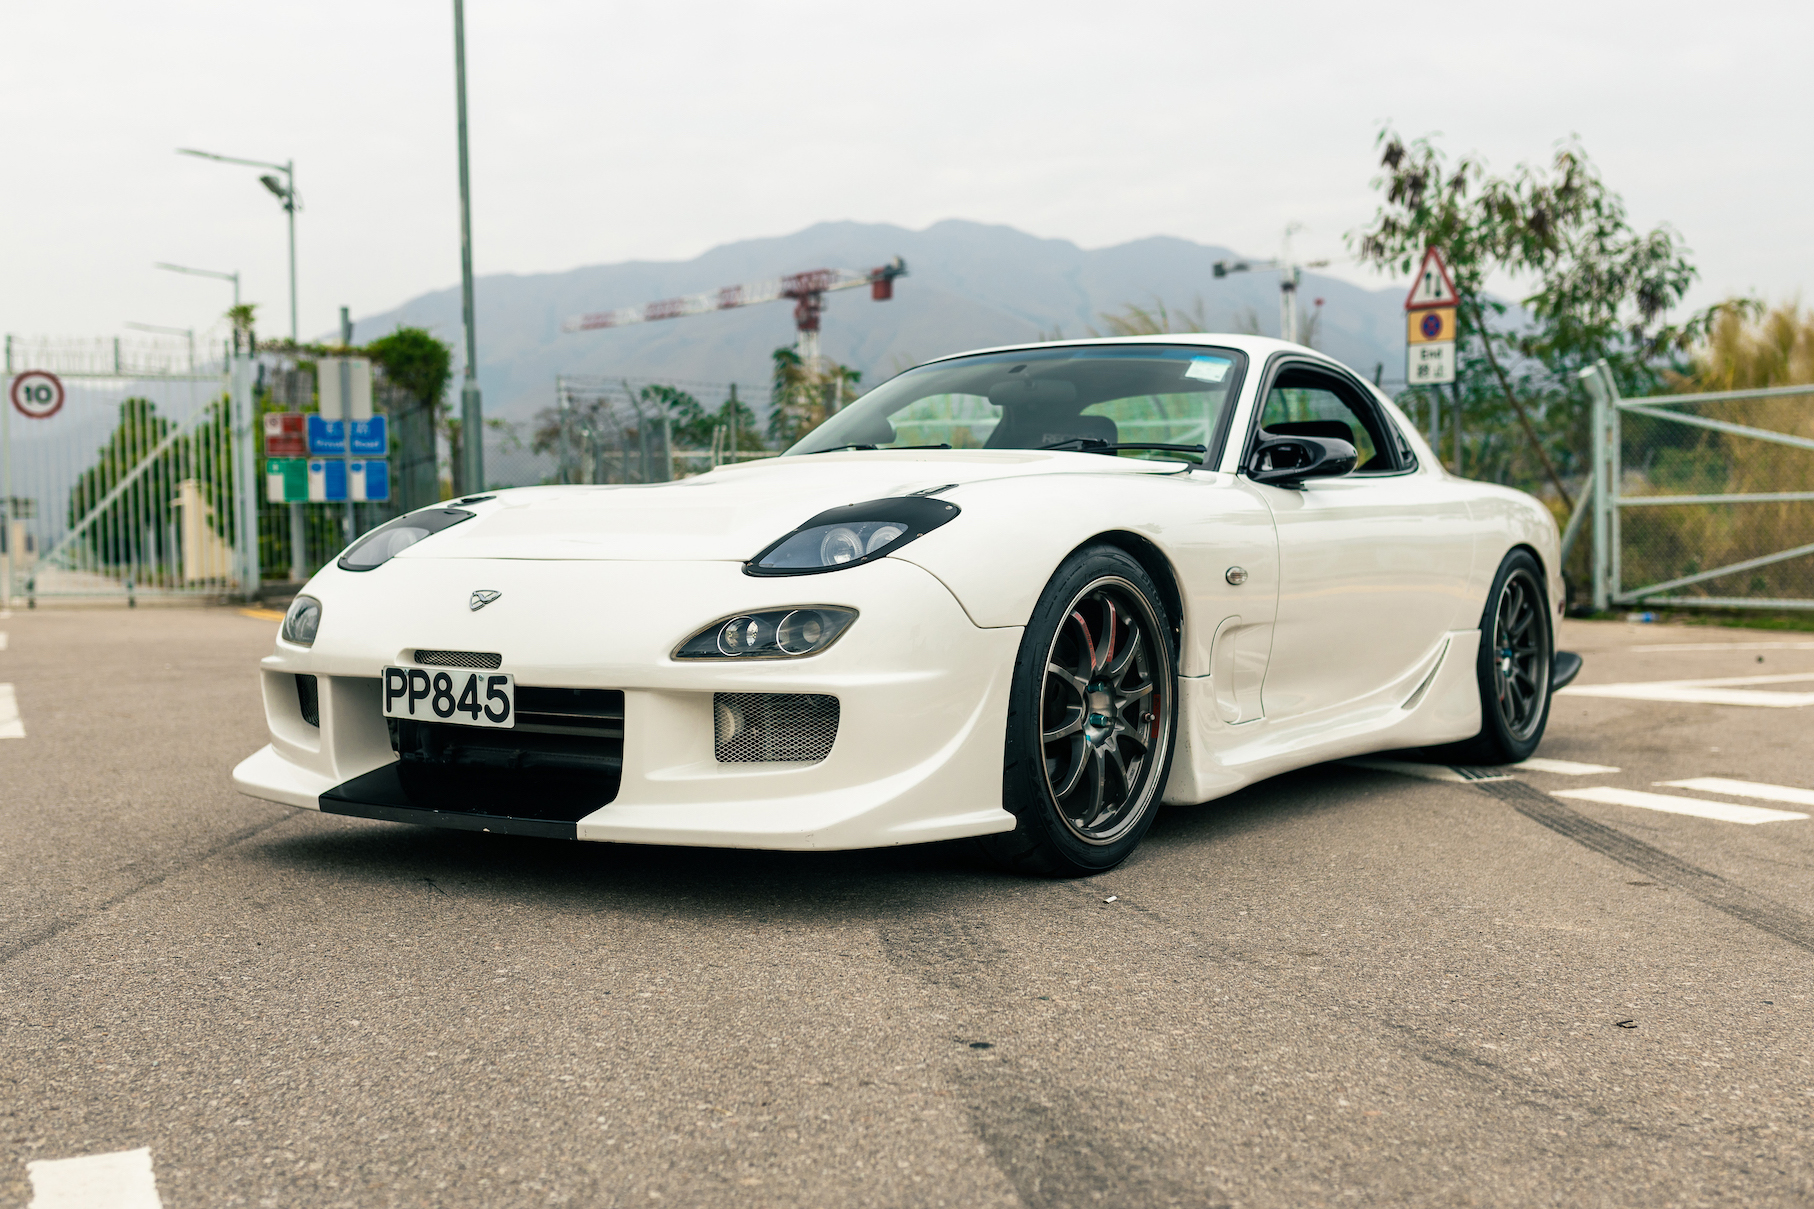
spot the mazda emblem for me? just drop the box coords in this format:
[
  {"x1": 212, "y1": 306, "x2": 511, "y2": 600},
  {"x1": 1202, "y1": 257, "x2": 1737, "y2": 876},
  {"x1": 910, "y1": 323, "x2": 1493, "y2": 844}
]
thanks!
[{"x1": 469, "y1": 590, "x2": 501, "y2": 611}]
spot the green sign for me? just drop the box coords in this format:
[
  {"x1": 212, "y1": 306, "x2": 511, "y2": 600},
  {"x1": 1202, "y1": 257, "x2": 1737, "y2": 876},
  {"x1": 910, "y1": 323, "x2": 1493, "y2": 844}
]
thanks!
[{"x1": 265, "y1": 458, "x2": 308, "y2": 503}]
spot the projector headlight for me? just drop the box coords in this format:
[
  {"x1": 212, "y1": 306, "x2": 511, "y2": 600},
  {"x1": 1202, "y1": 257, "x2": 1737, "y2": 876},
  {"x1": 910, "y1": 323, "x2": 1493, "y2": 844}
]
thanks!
[
  {"x1": 338, "y1": 506, "x2": 476, "y2": 572},
  {"x1": 282, "y1": 594, "x2": 322, "y2": 646},
  {"x1": 746, "y1": 496, "x2": 959, "y2": 576},
  {"x1": 674, "y1": 608, "x2": 858, "y2": 659}
]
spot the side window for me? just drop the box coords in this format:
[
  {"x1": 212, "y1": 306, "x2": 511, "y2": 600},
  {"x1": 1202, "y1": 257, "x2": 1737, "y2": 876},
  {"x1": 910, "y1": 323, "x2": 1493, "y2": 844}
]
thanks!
[{"x1": 1258, "y1": 367, "x2": 1402, "y2": 473}]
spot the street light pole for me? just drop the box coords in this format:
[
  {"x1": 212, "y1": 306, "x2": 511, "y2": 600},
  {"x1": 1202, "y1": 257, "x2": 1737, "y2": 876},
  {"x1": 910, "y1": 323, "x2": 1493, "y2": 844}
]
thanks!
[
  {"x1": 175, "y1": 149, "x2": 297, "y2": 341},
  {"x1": 154, "y1": 263, "x2": 241, "y2": 315},
  {"x1": 453, "y1": 0, "x2": 483, "y2": 494},
  {"x1": 175, "y1": 148, "x2": 305, "y2": 583}
]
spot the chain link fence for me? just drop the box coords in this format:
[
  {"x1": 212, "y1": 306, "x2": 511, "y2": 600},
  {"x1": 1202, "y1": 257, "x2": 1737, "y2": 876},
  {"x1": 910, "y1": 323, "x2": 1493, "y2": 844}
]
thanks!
[{"x1": 482, "y1": 378, "x2": 777, "y2": 489}]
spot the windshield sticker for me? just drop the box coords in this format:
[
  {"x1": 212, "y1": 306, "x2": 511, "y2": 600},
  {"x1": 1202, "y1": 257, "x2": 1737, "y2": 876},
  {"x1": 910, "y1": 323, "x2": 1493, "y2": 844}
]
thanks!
[{"x1": 1184, "y1": 356, "x2": 1231, "y2": 383}]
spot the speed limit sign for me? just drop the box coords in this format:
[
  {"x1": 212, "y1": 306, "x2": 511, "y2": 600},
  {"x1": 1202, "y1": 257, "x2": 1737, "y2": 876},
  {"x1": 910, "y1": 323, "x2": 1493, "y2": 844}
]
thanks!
[{"x1": 10, "y1": 370, "x2": 65, "y2": 419}]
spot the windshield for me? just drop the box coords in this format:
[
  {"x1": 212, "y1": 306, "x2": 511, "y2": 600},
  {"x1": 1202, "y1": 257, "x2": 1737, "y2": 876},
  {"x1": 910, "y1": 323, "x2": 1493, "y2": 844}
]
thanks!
[{"x1": 786, "y1": 344, "x2": 1244, "y2": 461}]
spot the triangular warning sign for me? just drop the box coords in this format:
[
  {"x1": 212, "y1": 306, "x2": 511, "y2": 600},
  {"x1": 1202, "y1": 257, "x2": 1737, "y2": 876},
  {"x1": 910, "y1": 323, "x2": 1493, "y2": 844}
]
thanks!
[{"x1": 1404, "y1": 246, "x2": 1459, "y2": 310}]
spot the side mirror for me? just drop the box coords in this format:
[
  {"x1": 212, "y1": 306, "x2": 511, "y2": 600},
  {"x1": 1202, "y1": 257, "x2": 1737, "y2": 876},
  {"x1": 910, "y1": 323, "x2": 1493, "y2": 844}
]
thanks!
[{"x1": 1246, "y1": 433, "x2": 1357, "y2": 487}]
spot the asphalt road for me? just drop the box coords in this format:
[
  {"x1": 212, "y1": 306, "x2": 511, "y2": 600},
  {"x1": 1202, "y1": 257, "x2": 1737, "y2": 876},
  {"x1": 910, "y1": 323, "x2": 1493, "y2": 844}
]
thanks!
[{"x1": 2, "y1": 607, "x2": 1811, "y2": 1208}]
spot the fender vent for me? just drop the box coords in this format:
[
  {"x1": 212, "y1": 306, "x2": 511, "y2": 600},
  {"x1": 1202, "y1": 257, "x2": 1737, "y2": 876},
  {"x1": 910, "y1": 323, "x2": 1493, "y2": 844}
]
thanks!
[
  {"x1": 415, "y1": 649, "x2": 502, "y2": 669},
  {"x1": 713, "y1": 693, "x2": 839, "y2": 763}
]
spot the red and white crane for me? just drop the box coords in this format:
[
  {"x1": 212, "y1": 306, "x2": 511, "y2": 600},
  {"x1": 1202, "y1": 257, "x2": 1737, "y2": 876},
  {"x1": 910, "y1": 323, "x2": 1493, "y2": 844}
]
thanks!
[{"x1": 562, "y1": 257, "x2": 907, "y2": 363}]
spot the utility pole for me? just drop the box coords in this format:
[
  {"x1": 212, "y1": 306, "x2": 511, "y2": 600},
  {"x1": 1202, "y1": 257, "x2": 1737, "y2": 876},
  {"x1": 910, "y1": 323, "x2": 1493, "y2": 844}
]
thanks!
[
  {"x1": 341, "y1": 307, "x2": 356, "y2": 545},
  {"x1": 453, "y1": 0, "x2": 483, "y2": 494},
  {"x1": 1213, "y1": 223, "x2": 1328, "y2": 345}
]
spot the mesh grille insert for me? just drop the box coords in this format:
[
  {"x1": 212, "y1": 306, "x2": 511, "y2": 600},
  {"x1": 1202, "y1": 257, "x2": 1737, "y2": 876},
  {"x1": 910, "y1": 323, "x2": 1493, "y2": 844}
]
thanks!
[
  {"x1": 714, "y1": 693, "x2": 840, "y2": 763},
  {"x1": 415, "y1": 649, "x2": 502, "y2": 669}
]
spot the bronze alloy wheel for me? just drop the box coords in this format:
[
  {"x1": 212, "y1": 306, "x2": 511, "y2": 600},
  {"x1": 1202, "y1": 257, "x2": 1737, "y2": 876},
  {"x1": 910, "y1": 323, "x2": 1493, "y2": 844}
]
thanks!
[
  {"x1": 1490, "y1": 565, "x2": 1550, "y2": 742},
  {"x1": 1037, "y1": 577, "x2": 1172, "y2": 845}
]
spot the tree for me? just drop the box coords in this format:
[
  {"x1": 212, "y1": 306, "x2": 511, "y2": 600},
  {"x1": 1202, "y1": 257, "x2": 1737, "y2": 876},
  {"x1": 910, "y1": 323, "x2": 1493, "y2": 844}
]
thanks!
[
  {"x1": 365, "y1": 327, "x2": 453, "y2": 508},
  {"x1": 767, "y1": 347, "x2": 861, "y2": 447},
  {"x1": 365, "y1": 327, "x2": 452, "y2": 409},
  {"x1": 1351, "y1": 129, "x2": 1701, "y2": 506}
]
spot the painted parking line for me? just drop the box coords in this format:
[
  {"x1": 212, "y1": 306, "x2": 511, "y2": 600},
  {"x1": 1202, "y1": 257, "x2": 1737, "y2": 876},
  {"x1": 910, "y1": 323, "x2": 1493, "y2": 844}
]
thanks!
[
  {"x1": 1554, "y1": 786, "x2": 1809, "y2": 825},
  {"x1": 1512, "y1": 757, "x2": 1621, "y2": 775},
  {"x1": 26, "y1": 1147, "x2": 163, "y2": 1209},
  {"x1": 0, "y1": 684, "x2": 21, "y2": 739},
  {"x1": 1631, "y1": 641, "x2": 1814, "y2": 652},
  {"x1": 1560, "y1": 671, "x2": 1814, "y2": 708},
  {"x1": 1657, "y1": 777, "x2": 1814, "y2": 809},
  {"x1": 1342, "y1": 758, "x2": 1511, "y2": 783}
]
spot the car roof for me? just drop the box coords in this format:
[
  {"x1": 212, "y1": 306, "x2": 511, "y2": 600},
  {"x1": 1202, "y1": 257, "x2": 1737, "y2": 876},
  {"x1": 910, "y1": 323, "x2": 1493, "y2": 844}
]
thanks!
[{"x1": 910, "y1": 332, "x2": 1346, "y2": 374}]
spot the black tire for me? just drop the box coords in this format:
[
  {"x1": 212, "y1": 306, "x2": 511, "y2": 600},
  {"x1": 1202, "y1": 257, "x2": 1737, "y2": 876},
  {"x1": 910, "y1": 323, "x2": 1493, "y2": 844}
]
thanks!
[
  {"x1": 979, "y1": 545, "x2": 1179, "y2": 877},
  {"x1": 1456, "y1": 548, "x2": 1553, "y2": 764}
]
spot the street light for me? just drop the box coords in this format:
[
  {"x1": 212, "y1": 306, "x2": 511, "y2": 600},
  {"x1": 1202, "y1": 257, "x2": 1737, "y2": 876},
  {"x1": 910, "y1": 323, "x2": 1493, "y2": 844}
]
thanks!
[
  {"x1": 155, "y1": 262, "x2": 240, "y2": 309},
  {"x1": 123, "y1": 321, "x2": 196, "y2": 372},
  {"x1": 176, "y1": 149, "x2": 306, "y2": 585},
  {"x1": 176, "y1": 148, "x2": 298, "y2": 343}
]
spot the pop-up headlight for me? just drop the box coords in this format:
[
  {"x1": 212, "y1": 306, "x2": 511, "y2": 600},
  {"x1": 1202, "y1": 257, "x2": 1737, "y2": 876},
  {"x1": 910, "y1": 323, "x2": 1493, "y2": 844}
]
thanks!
[
  {"x1": 747, "y1": 496, "x2": 959, "y2": 576},
  {"x1": 338, "y1": 507, "x2": 475, "y2": 571},
  {"x1": 674, "y1": 608, "x2": 858, "y2": 659}
]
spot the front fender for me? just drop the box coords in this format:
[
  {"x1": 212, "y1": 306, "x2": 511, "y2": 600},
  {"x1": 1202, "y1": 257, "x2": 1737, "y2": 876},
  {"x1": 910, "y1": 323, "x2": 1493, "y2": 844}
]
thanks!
[{"x1": 890, "y1": 469, "x2": 1278, "y2": 677}]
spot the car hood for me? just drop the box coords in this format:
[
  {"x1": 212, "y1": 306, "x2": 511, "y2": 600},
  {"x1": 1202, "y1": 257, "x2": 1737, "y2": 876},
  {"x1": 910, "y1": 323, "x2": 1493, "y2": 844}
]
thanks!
[{"x1": 402, "y1": 449, "x2": 1188, "y2": 562}]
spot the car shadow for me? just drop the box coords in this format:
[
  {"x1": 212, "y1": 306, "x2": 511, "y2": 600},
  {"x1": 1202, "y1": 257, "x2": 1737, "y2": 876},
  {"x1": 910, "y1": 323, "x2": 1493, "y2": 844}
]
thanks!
[{"x1": 241, "y1": 760, "x2": 1395, "y2": 919}]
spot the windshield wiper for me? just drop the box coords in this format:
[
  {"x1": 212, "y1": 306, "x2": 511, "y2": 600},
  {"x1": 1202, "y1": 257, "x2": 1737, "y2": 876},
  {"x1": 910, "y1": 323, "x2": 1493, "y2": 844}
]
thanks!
[
  {"x1": 805, "y1": 443, "x2": 953, "y2": 455},
  {"x1": 1038, "y1": 438, "x2": 1208, "y2": 459}
]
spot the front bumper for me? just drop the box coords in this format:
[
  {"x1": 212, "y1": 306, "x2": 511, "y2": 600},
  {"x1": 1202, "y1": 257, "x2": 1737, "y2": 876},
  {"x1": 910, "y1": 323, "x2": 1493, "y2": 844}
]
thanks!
[{"x1": 231, "y1": 556, "x2": 1021, "y2": 850}]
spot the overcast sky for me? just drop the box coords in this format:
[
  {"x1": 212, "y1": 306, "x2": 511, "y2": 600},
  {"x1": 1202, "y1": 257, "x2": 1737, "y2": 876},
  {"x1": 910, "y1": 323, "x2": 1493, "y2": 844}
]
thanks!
[{"x1": 5, "y1": 0, "x2": 1810, "y2": 352}]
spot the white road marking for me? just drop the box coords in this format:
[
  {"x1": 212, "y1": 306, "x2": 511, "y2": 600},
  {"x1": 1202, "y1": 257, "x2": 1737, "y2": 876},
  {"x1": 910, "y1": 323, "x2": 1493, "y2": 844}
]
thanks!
[
  {"x1": 1554, "y1": 786, "x2": 1809, "y2": 825},
  {"x1": 0, "y1": 631, "x2": 8, "y2": 650},
  {"x1": 1513, "y1": 757, "x2": 1621, "y2": 775},
  {"x1": 1631, "y1": 641, "x2": 1814, "y2": 652},
  {"x1": 1657, "y1": 777, "x2": 1814, "y2": 809},
  {"x1": 1560, "y1": 671, "x2": 1814, "y2": 708},
  {"x1": 26, "y1": 1147, "x2": 163, "y2": 1209},
  {"x1": 0, "y1": 684, "x2": 21, "y2": 738},
  {"x1": 1343, "y1": 758, "x2": 1511, "y2": 783}
]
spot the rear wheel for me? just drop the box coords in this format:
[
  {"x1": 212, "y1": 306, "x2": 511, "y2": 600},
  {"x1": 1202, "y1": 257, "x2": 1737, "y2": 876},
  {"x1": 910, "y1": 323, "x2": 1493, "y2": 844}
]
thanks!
[
  {"x1": 980, "y1": 546, "x2": 1178, "y2": 877},
  {"x1": 1458, "y1": 548, "x2": 1553, "y2": 764}
]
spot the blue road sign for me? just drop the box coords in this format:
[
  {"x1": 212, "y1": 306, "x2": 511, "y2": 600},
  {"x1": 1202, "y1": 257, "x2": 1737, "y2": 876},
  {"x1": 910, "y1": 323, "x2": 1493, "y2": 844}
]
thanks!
[{"x1": 306, "y1": 415, "x2": 388, "y2": 456}]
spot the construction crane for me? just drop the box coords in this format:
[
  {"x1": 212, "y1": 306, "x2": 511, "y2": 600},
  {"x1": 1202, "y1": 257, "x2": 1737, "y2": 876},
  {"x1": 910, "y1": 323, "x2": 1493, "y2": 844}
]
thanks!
[{"x1": 562, "y1": 257, "x2": 908, "y2": 363}]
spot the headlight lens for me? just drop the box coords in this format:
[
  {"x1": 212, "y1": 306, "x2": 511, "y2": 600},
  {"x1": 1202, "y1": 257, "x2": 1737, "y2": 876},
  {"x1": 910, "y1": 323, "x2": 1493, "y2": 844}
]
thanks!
[
  {"x1": 338, "y1": 506, "x2": 476, "y2": 572},
  {"x1": 674, "y1": 607, "x2": 857, "y2": 659},
  {"x1": 282, "y1": 594, "x2": 322, "y2": 646},
  {"x1": 747, "y1": 496, "x2": 959, "y2": 576}
]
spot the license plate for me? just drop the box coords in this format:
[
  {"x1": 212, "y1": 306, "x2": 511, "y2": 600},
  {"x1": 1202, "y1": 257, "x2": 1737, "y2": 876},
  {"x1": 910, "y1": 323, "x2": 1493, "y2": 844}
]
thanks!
[{"x1": 383, "y1": 666, "x2": 515, "y2": 728}]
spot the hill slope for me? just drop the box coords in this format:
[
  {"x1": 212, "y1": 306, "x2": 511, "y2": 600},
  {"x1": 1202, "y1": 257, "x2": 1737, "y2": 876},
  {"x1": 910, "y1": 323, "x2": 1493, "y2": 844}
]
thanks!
[{"x1": 352, "y1": 219, "x2": 1412, "y2": 422}]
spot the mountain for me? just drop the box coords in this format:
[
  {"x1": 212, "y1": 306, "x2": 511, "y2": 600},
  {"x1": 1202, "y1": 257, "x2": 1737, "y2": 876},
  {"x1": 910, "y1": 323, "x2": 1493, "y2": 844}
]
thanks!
[{"x1": 351, "y1": 219, "x2": 1411, "y2": 424}]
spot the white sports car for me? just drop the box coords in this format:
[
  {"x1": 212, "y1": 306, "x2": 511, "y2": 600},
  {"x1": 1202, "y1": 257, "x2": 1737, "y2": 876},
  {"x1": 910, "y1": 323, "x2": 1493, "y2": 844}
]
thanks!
[{"x1": 234, "y1": 335, "x2": 1579, "y2": 875}]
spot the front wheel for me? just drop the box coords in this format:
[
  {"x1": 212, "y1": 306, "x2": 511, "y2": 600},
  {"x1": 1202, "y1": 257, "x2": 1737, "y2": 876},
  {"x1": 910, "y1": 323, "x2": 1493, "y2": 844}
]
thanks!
[
  {"x1": 980, "y1": 546, "x2": 1179, "y2": 877},
  {"x1": 1458, "y1": 548, "x2": 1553, "y2": 764}
]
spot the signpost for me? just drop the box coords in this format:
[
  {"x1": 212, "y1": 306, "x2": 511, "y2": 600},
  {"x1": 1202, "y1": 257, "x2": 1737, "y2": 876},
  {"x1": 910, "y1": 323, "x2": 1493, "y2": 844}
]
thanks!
[
  {"x1": 4, "y1": 370, "x2": 65, "y2": 606},
  {"x1": 1404, "y1": 246, "x2": 1460, "y2": 468}
]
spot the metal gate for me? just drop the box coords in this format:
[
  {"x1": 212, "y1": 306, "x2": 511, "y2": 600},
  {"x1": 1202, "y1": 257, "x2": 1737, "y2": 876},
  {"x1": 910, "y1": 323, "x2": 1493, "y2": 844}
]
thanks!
[
  {"x1": 2, "y1": 337, "x2": 258, "y2": 605},
  {"x1": 1573, "y1": 361, "x2": 1814, "y2": 611}
]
